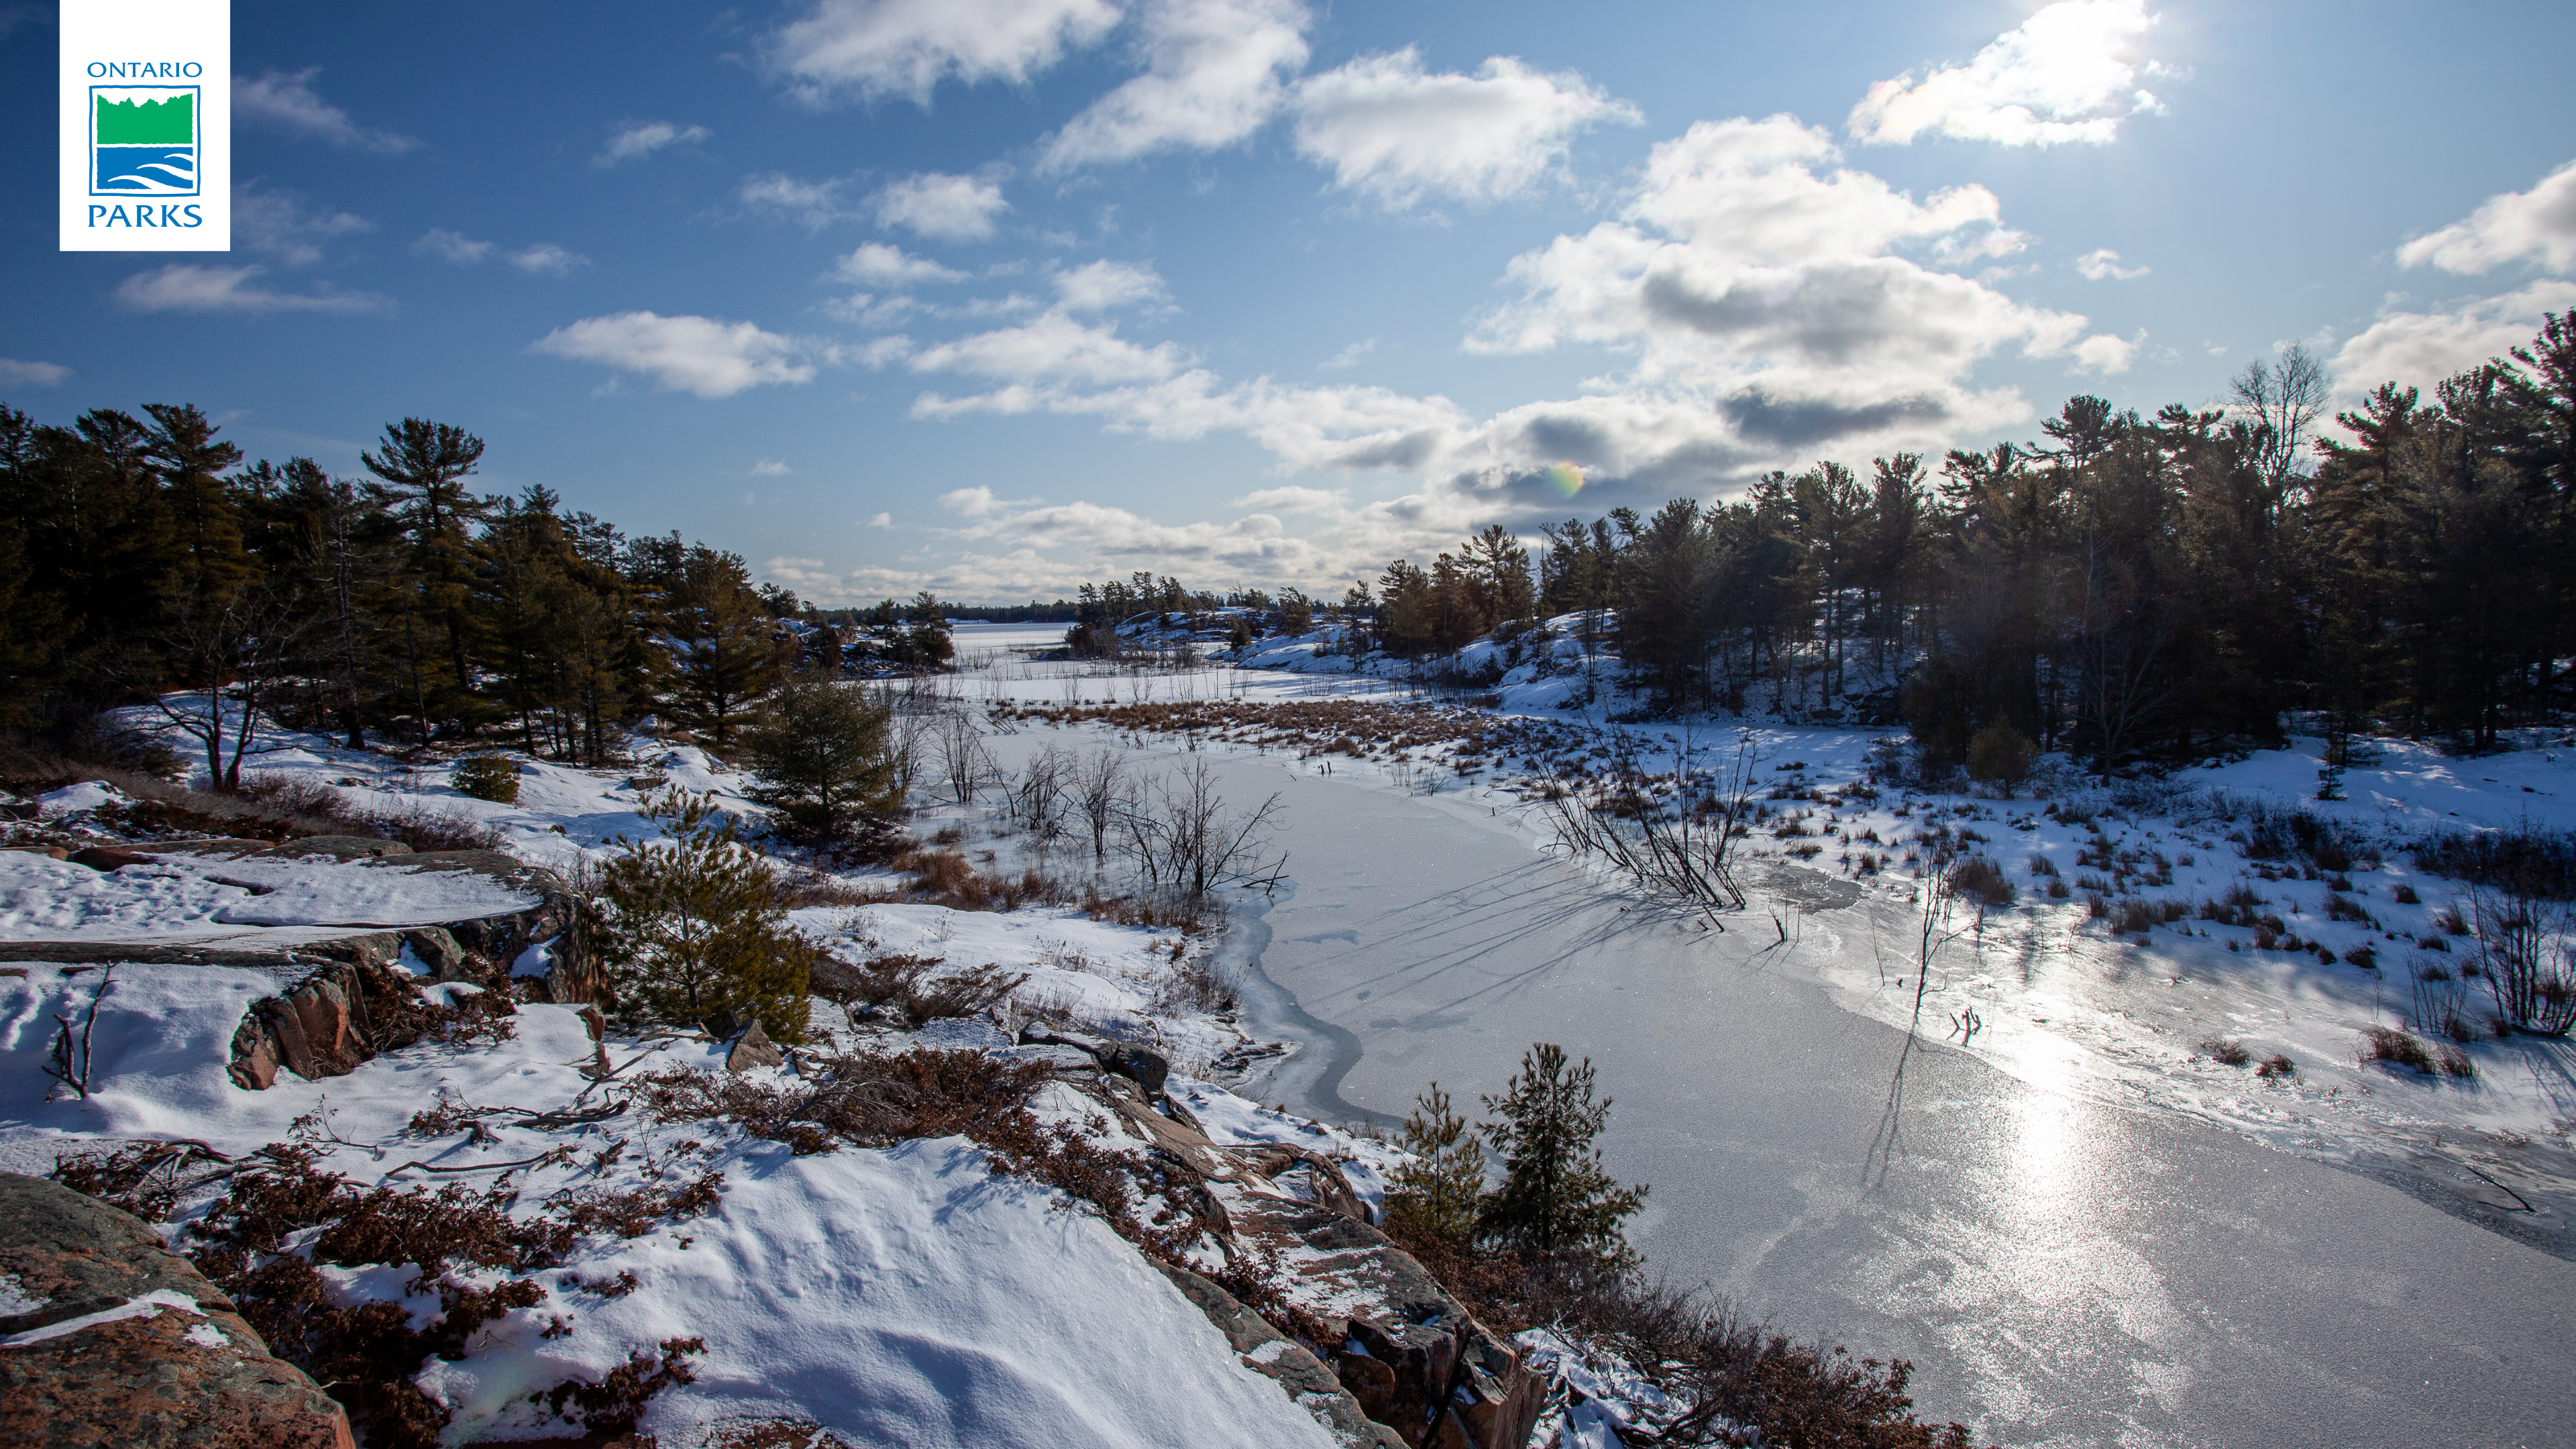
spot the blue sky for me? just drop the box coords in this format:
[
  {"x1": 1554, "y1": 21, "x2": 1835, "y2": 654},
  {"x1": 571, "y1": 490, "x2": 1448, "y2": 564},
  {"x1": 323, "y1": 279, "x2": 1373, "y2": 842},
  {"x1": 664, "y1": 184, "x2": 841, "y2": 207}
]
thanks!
[{"x1": 5, "y1": 0, "x2": 2573, "y2": 604}]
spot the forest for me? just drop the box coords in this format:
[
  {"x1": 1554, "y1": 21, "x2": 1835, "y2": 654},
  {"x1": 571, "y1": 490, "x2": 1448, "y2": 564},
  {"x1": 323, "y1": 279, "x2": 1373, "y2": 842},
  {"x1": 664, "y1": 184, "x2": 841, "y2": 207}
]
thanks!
[
  {"x1": 1078, "y1": 319, "x2": 2576, "y2": 773},
  {"x1": 0, "y1": 409, "x2": 955, "y2": 776}
]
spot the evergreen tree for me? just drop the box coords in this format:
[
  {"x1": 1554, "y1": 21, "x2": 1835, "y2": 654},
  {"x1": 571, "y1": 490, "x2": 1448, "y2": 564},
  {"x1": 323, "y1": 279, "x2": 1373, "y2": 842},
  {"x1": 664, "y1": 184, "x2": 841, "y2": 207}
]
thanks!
[
  {"x1": 1477, "y1": 1042, "x2": 1645, "y2": 1268},
  {"x1": 663, "y1": 545, "x2": 788, "y2": 747},
  {"x1": 597, "y1": 790, "x2": 815, "y2": 1042},
  {"x1": 1383, "y1": 1083, "x2": 1487, "y2": 1248},
  {"x1": 742, "y1": 677, "x2": 904, "y2": 843}
]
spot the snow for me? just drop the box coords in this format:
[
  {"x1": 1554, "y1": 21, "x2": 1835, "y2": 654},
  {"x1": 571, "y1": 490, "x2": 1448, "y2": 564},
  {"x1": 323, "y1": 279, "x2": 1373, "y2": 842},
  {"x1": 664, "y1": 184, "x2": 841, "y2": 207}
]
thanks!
[
  {"x1": 0, "y1": 957, "x2": 1344, "y2": 1448},
  {"x1": 0, "y1": 850, "x2": 538, "y2": 941},
  {"x1": 0, "y1": 1289, "x2": 207, "y2": 1346},
  {"x1": 35, "y1": 782, "x2": 123, "y2": 816}
]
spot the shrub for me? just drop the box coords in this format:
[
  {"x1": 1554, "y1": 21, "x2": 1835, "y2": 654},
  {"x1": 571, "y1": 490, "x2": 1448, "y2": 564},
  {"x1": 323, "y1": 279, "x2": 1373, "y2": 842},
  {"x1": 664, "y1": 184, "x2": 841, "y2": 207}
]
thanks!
[
  {"x1": 2413, "y1": 824, "x2": 2576, "y2": 900},
  {"x1": 2255, "y1": 1053, "x2": 2296, "y2": 1079},
  {"x1": 595, "y1": 790, "x2": 816, "y2": 1042},
  {"x1": 2392, "y1": 882, "x2": 2422, "y2": 904},
  {"x1": 2200, "y1": 1038, "x2": 2251, "y2": 1066},
  {"x1": 2360, "y1": 1025, "x2": 2434, "y2": 1073},
  {"x1": 2324, "y1": 892, "x2": 2377, "y2": 926},
  {"x1": 1947, "y1": 855, "x2": 2015, "y2": 908},
  {"x1": 808, "y1": 951, "x2": 1025, "y2": 1026},
  {"x1": 1964, "y1": 723, "x2": 2035, "y2": 798},
  {"x1": 2110, "y1": 898, "x2": 2155, "y2": 934},
  {"x1": 451, "y1": 755, "x2": 521, "y2": 805}
]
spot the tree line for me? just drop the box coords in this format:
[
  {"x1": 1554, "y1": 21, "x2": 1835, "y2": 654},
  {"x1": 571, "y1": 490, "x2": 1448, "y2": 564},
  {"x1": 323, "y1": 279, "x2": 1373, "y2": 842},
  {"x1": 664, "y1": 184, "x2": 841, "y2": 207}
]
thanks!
[
  {"x1": 1074, "y1": 319, "x2": 2575, "y2": 773},
  {"x1": 0, "y1": 407, "x2": 959, "y2": 775}
]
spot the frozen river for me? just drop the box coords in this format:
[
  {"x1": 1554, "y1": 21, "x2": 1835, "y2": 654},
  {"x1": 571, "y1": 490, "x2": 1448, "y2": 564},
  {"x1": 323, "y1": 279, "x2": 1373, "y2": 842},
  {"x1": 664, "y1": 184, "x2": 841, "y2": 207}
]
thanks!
[{"x1": 1149, "y1": 745, "x2": 2576, "y2": 1448}]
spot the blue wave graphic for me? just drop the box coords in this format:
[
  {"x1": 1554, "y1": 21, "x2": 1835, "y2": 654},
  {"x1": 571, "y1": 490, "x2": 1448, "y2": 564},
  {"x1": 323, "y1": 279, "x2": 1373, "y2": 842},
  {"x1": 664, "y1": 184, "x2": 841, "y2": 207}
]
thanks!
[{"x1": 95, "y1": 145, "x2": 195, "y2": 194}]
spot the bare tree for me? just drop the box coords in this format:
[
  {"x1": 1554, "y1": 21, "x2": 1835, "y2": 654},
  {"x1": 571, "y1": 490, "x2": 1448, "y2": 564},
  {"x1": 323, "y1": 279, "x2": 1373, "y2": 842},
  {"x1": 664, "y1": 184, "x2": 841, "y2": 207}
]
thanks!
[
  {"x1": 931, "y1": 709, "x2": 998, "y2": 808},
  {"x1": 1118, "y1": 757, "x2": 1285, "y2": 901},
  {"x1": 1073, "y1": 746, "x2": 1130, "y2": 867},
  {"x1": 1542, "y1": 728, "x2": 1759, "y2": 925},
  {"x1": 2231, "y1": 341, "x2": 2332, "y2": 502},
  {"x1": 138, "y1": 582, "x2": 317, "y2": 792},
  {"x1": 1010, "y1": 741, "x2": 1072, "y2": 845}
]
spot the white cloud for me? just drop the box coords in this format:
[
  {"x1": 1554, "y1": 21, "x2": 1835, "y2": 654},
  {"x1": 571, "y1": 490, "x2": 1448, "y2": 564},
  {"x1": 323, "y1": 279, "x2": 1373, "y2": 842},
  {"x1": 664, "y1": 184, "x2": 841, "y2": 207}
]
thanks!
[
  {"x1": 2397, "y1": 158, "x2": 2576, "y2": 275},
  {"x1": 909, "y1": 312, "x2": 1187, "y2": 385},
  {"x1": 1229, "y1": 485, "x2": 1343, "y2": 512},
  {"x1": 531, "y1": 312, "x2": 822, "y2": 398},
  {"x1": 873, "y1": 173, "x2": 1010, "y2": 241},
  {"x1": 414, "y1": 229, "x2": 494, "y2": 264},
  {"x1": 1849, "y1": 0, "x2": 2163, "y2": 148},
  {"x1": 863, "y1": 512, "x2": 894, "y2": 528},
  {"x1": 415, "y1": 231, "x2": 587, "y2": 276},
  {"x1": 2071, "y1": 330, "x2": 2141, "y2": 374},
  {"x1": 765, "y1": 0, "x2": 1119, "y2": 105},
  {"x1": 1319, "y1": 337, "x2": 1375, "y2": 370},
  {"x1": 741, "y1": 172, "x2": 852, "y2": 229},
  {"x1": 598, "y1": 120, "x2": 710, "y2": 167},
  {"x1": 1466, "y1": 116, "x2": 2086, "y2": 421},
  {"x1": 833, "y1": 242, "x2": 969, "y2": 288},
  {"x1": 113, "y1": 264, "x2": 389, "y2": 316},
  {"x1": 0, "y1": 358, "x2": 72, "y2": 387},
  {"x1": 1053, "y1": 259, "x2": 1166, "y2": 311},
  {"x1": 508, "y1": 244, "x2": 589, "y2": 276},
  {"x1": 1039, "y1": 0, "x2": 1309, "y2": 170},
  {"x1": 940, "y1": 486, "x2": 1004, "y2": 516},
  {"x1": 1291, "y1": 49, "x2": 1639, "y2": 208},
  {"x1": 752, "y1": 458, "x2": 793, "y2": 476},
  {"x1": 2330, "y1": 281, "x2": 2576, "y2": 396},
  {"x1": 235, "y1": 68, "x2": 419, "y2": 152},
  {"x1": 236, "y1": 187, "x2": 372, "y2": 267},
  {"x1": 2074, "y1": 247, "x2": 2149, "y2": 280}
]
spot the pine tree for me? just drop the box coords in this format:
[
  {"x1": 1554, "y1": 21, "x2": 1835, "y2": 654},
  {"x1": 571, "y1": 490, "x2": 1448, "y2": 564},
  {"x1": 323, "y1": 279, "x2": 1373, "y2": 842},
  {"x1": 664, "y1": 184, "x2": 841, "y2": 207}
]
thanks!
[
  {"x1": 1477, "y1": 1042, "x2": 1645, "y2": 1269},
  {"x1": 742, "y1": 677, "x2": 903, "y2": 843},
  {"x1": 663, "y1": 545, "x2": 788, "y2": 746},
  {"x1": 1383, "y1": 1083, "x2": 1486, "y2": 1248},
  {"x1": 596, "y1": 790, "x2": 814, "y2": 1042}
]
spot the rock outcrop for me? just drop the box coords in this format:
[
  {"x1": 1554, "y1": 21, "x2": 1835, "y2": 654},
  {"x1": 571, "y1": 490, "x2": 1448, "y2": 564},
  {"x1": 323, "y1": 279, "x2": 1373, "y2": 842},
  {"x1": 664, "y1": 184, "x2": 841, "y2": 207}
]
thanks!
[
  {"x1": 1068, "y1": 1072, "x2": 1544, "y2": 1449},
  {"x1": 0, "y1": 1173, "x2": 352, "y2": 1448}
]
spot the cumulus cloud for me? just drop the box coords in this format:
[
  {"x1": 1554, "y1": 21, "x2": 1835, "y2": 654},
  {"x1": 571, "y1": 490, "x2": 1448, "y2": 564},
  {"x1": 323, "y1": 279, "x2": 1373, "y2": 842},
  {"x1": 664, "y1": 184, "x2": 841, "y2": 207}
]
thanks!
[
  {"x1": 873, "y1": 173, "x2": 1010, "y2": 241},
  {"x1": 885, "y1": 113, "x2": 2137, "y2": 586},
  {"x1": 740, "y1": 172, "x2": 852, "y2": 229},
  {"x1": 2074, "y1": 247, "x2": 2149, "y2": 280},
  {"x1": 236, "y1": 68, "x2": 419, "y2": 152},
  {"x1": 531, "y1": 312, "x2": 823, "y2": 398},
  {"x1": 1467, "y1": 117, "x2": 2086, "y2": 417},
  {"x1": 1053, "y1": 259, "x2": 1166, "y2": 311},
  {"x1": 0, "y1": 359, "x2": 72, "y2": 387},
  {"x1": 1040, "y1": 0, "x2": 1309, "y2": 170},
  {"x1": 598, "y1": 120, "x2": 710, "y2": 166},
  {"x1": 1849, "y1": 0, "x2": 2163, "y2": 148},
  {"x1": 2397, "y1": 158, "x2": 2576, "y2": 275},
  {"x1": 765, "y1": 0, "x2": 1119, "y2": 105},
  {"x1": 834, "y1": 242, "x2": 970, "y2": 288},
  {"x1": 751, "y1": 458, "x2": 792, "y2": 476},
  {"x1": 1292, "y1": 50, "x2": 1639, "y2": 207},
  {"x1": 2331, "y1": 281, "x2": 2576, "y2": 396},
  {"x1": 908, "y1": 311, "x2": 1188, "y2": 385},
  {"x1": 236, "y1": 187, "x2": 372, "y2": 267},
  {"x1": 508, "y1": 244, "x2": 589, "y2": 276},
  {"x1": 863, "y1": 512, "x2": 894, "y2": 528},
  {"x1": 2071, "y1": 330, "x2": 2141, "y2": 374},
  {"x1": 113, "y1": 264, "x2": 389, "y2": 316}
]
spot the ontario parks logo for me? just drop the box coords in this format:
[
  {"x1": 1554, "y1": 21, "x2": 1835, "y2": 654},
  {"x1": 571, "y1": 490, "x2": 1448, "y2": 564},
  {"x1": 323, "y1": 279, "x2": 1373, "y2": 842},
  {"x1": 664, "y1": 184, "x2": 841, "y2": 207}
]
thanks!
[{"x1": 92, "y1": 83, "x2": 199, "y2": 195}]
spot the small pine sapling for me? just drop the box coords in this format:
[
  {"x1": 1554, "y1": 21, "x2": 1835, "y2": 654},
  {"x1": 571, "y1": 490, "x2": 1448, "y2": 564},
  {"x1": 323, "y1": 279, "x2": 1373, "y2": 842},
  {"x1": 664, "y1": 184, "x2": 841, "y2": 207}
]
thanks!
[
  {"x1": 596, "y1": 789, "x2": 816, "y2": 1042},
  {"x1": 1383, "y1": 1083, "x2": 1486, "y2": 1249},
  {"x1": 1477, "y1": 1043, "x2": 1646, "y2": 1272}
]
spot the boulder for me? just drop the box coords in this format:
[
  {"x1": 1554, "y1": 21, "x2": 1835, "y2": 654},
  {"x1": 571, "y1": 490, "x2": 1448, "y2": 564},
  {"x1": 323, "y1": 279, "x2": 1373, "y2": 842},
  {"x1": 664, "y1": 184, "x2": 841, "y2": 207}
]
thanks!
[
  {"x1": 724, "y1": 1020, "x2": 784, "y2": 1073},
  {"x1": 0, "y1": 1173, "x2": 353, "y2": 1448},
  {"x1": 1020, "y1": 1027, "x2": 1171, "y2": 1095},
  {"x1": 65, "y1": 847, "x2": 155, "y2": 872},
  {"x1": 246, "y1": 837, "x2": 412, "y2": 861}
]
